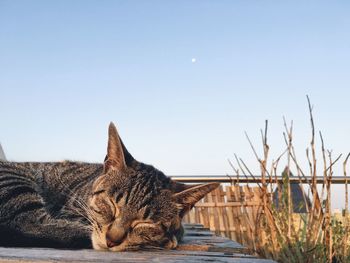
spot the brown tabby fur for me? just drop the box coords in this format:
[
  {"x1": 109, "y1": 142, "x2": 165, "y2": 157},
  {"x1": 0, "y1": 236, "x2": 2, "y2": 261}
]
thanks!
[{"x1": 0, "y1": 123, "x2": 219, "y2": 250}]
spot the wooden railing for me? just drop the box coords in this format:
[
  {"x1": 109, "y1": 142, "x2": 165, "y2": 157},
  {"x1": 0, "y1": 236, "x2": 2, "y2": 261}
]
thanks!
[
  {"x1": 173, "y1": 175, "x2": 348, "y2": 251},
  {"x1": 181, "y1": 183, "x2": 263, "y2": 250},
  {"x1": 171, "y1": 175, "x2": 349, "y2": 184}
]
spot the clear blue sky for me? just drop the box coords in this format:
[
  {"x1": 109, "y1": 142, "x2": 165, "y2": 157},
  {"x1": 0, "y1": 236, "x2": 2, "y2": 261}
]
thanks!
[{"x1": 1, "y1": 1, "x2": 350, "y2": 209}]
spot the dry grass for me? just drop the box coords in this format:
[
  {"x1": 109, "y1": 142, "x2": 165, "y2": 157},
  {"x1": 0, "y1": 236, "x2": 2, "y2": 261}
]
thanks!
[{"x1": 231, "y1": 96, "x2": 350, "y2": 263}]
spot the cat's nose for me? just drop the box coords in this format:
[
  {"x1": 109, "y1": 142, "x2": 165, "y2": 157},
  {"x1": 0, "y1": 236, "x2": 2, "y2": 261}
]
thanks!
[
  {"x1": 106, "y1": 227, "x2": 127, "y2": 248},
  {"x1": 106, "y1": 238, "x2": 117, "y2": 248}
]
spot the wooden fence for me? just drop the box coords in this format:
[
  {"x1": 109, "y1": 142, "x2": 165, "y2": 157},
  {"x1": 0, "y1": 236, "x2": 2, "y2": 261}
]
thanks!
[{"x1": 183, "y1": 184, "x2": 263, "y2": 250}]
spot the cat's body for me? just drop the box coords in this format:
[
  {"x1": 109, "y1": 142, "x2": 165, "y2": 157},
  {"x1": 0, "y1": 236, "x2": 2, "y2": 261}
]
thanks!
[
  {"x1": 0, "y1": 123, "x2": 219, "y2": 250},
  {"x1": 0, "y1": 161, "x2": 101, "y2": 248}
]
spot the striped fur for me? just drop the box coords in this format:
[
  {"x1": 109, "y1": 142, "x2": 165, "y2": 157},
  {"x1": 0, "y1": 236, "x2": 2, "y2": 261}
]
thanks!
[
  {"x1": 0, "y1": 123, "x2": 219, "y2": 250},
  {"x1": 0, "y1": 161, "x2": 101, "y2": 248}
]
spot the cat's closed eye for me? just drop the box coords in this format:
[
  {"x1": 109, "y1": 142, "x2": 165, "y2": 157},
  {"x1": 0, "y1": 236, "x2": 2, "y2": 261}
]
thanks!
[
  {"x1": 91, "y1": 207, "x2": 103, "y2": 215},
  {"x1": 90, "y1": 201, "x2": 116, "y2": 223}
]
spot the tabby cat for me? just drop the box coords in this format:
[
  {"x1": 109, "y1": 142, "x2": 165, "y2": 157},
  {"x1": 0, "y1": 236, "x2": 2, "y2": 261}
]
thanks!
[{"x1": 0, "y1": 123, "x2": 219, "y2": 250}]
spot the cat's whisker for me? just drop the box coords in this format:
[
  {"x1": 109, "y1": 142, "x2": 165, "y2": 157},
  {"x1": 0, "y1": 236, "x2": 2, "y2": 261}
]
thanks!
[
  {"x1": 54, "y1": 171, "x2": 97, "y2": 226},
  {"x1": 43, "y1": 169, "x2": 93, "y2": 226},
  {"x1": 69, "y1": 205, "x2": 95, "y2": 226},
  {"x1": 74, "y1": 201, "x2": 96, "y2": 226}
]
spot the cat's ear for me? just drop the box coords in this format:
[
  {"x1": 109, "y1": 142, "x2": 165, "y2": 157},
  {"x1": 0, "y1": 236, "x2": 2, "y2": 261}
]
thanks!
[
  {"x1": 173, "y1": 182, "x2": 220, "y2": 216},
  {"x1": 104, "y1": 122, "x2": 126, "y2": 172},
  {"x1": 119, "y1": 137, "x2": 136, "y2": 167}
]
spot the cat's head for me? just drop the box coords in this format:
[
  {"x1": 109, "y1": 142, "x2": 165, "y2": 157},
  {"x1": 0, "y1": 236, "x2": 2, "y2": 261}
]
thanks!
[{"x1": 88, "y1": 123, "x2": 219, "y2": 251}]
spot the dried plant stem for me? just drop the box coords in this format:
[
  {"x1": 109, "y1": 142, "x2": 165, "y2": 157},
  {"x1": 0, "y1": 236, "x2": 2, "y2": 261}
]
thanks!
[
  {"x1": 320, "y1": 132, "x2": 327, "y2": 204},
  {"x1": 283, "y1": 117, "x2": 292, "y2": 240},
  {"x1": 228, "y1": 158, "x2": 240, "y2": 185},
  {"x1": 245, "y1": 124, "x2": 281, "y2": 254},
  {"x1": 290, "y1": 145, "x2": 310, "y2": 213},
  {"x1": 227, "y1": 97, "x2": 349, "y2": 262},
  {"x1": 325, "y1": 151, "x2": 332, "y2": 263}
]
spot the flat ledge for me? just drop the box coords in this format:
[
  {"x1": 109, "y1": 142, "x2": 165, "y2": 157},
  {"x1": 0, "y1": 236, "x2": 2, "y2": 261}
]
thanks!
[{"x1": 0, "y1": 224, "x2": 276, "y2": 263}]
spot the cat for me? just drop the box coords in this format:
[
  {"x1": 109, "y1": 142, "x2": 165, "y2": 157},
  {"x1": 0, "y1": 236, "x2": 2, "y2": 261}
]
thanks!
[{"x1": 0, "y1": 123, "x2": 219, "y2": 250}]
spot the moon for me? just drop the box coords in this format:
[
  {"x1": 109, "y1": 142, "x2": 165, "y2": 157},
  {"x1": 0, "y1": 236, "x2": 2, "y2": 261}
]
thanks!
[{"x1": 191, "y1": 58, "x2": 196, "y2": 63}]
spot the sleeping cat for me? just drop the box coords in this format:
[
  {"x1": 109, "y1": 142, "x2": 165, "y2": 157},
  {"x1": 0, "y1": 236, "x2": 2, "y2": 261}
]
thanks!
[{"x1": 0, "y1": 123, "x2": 219, "y2": 250}]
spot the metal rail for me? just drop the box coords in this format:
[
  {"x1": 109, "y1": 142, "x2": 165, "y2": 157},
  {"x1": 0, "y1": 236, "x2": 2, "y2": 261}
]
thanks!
[{"x1": 170, "y1": 175, "x2": 349, "y2": 184}]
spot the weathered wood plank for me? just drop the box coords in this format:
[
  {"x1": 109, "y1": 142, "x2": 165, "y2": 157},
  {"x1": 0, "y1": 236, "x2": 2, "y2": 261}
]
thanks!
[
  {"x1": 0, "y1": 224, "x2": 276, "y2": 263},
  {"x1": 193, "y1": 201, "x2": 262, "y2": 207},
  {"x1": 226, "y1": 186, "x2": 236, "y2": 240},
  {"x1": 0, "y1": 247, "x2": 277, "y2": 263},
  {"x1": 183, "y1": 225, "x2": 204, "y2": 229},
  {"x1": 183, "y1": 230, "x2": 213, "y2": 236}
]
